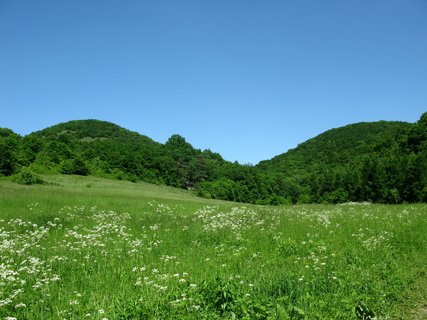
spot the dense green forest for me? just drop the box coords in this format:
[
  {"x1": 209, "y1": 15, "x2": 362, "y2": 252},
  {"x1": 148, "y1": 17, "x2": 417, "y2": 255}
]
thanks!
[{"x1": 1, "y1": 112, "x2": 426, "y2": 204}]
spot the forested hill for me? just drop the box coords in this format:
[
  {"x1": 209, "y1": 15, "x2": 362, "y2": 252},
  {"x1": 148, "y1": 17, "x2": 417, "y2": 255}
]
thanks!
[
  {"x1": 1, "y1": 113, "x2": 426, "y2": 204},
  {"x1": 26, "y1": 119, "x2": 227, "y2": 188},
  {"x1": 257, "y1": 121, "x2": 411, "y2": 175},
  {"x1": 32, "y1": 119, "x2": 156, "y2": 143},
  {"x1": 257, "y1": 115, "x2": 426, "y2": 204}
]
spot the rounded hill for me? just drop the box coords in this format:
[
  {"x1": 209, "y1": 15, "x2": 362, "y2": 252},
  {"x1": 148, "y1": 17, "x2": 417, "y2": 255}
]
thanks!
[
  {"x1": 31, "y1": 119, "x2": 156, "y2": 143},
  {"x1": 257, "y1": 121, "x2": 411, "y2": 175}
]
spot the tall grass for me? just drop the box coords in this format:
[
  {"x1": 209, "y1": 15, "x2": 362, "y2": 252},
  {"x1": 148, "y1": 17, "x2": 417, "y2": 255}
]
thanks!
[{"x1": 0, "y1": 175, "x2": 426, "y2": 319}]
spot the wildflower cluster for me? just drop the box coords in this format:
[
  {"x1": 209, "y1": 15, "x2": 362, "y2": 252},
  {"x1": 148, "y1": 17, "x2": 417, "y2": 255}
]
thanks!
[{"x1": 0, "y1": 201, "x2": 425, "y2": 319}]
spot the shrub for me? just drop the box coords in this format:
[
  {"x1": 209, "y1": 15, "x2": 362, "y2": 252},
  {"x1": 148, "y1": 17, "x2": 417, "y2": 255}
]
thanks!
[
  {"x1": 60, "y1": 158, "x2": 89, "y2": 175},
  {"x1": 197, "y1": 277, "x2": 272, "y2": 319},
  {"x1": 16, "y1": 168, "x2": 44, "y2": 185}
]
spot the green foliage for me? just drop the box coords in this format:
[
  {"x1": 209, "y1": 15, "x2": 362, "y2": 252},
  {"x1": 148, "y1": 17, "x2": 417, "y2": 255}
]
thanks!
[
  {"x1": 60, "y1": 158, "x2": 89, "y2": 175},
  {"x1": 258, "y1": 115, "x2": 427, "y2": 204},
  {"x1": 0, "y1": 128, "x2": 20, "y2": 176},
  {"x1": 277, "y1": 238, "x2": 298, "y2": 257},
  {"x1": 16, "y1": 168, "x2": 44, "y2": 185},
  {"x1": 1, "y1": 113, "x2": 427, "y2": 204},
  {"x1": 197, "y1": 277, "x2": 271, "y2": 319},
  {"x1": 198, "y1": 277, "x2": 239, "y2": 316},
  {"x1": 258, "y1": 121, "x2": 411, "y2": 174},
  {"x1": 18, "y1": 136, "x2": 43, "y2": 166},
  {"x1": 0, "y1": 175, "x2": 426, "y2": 319}
]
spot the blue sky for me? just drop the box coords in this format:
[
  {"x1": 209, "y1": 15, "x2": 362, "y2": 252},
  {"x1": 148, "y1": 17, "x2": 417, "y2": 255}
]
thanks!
[{"x1": 1, "y1": 1, "x2": 426, "y2": 164}]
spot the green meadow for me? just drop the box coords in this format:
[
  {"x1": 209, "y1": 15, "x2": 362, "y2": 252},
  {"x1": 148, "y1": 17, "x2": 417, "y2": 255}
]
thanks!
[{"x1": 0, "y1": 175, "x2": 426, "y2": 319}]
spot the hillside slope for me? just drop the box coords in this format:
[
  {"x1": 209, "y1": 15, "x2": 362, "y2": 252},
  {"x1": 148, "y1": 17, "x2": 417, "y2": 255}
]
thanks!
[
  {"x1": 27, "y1": 119, "x2": 226, "y2": 188},
  {"x1": 257, "y1": 116, "x2": 426, "y2": 203},
  {"x1": 31, "y1": 119, "x2": 154, "y2": 142},
  {"x1": 257, "y1": 121, "x2": 411, "y2": 175},
  {"x1": 1, "y1": 113, "x2": 426, "y2": 204}
]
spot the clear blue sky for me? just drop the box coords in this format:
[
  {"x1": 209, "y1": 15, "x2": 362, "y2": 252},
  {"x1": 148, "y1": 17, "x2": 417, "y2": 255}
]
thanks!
[{"x1": 1, "y1": 1, "x2": 426, "y2": 164}]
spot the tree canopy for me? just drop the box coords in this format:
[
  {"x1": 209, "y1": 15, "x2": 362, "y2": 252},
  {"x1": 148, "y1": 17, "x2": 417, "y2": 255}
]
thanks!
[{"x1": 1, "y1": 114, "x2": 426, "y2": 204}]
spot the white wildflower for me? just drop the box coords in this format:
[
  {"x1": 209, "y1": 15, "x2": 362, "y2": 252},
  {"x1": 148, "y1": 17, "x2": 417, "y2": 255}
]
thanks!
[{"x1": 15, "y1": 303, "x2": 26, "y2": 308}]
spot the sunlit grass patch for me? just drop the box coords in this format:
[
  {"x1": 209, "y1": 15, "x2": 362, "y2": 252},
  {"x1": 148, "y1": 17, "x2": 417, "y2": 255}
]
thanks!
[{"x1": 0, "y1": 176, "x2": 426, "y2": 319}]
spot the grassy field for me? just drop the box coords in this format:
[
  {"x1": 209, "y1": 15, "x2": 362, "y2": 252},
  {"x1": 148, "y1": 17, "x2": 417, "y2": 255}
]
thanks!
[{"x1": 0, "y1": 175, "x2": 426, "y2": 319}]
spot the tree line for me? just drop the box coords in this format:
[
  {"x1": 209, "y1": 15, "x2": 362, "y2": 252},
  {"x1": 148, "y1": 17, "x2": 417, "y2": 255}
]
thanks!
[{"x1": 1, "y1": 113, "x2": 426, "y2": 204}]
